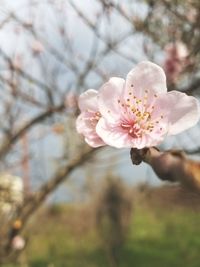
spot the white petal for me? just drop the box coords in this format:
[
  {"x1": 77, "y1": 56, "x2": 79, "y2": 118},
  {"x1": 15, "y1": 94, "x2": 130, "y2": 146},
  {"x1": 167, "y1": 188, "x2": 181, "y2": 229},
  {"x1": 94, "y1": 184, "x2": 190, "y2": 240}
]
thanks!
[
  {"x1": 155, "y1": 91, "x2": 200, "y2": 135},
  {"x1": 78, "y1": 89, "x2": 98, "y2": 112},
  {"x1": 98, "y1": 77, "x2": 125, "y2": 123},
  {"x1": 96, "y1": 118, "x2": 132, "y2": 148},
  {"x1": 85, "y1": 136, "x2": 105, "y2": 147},
  {"x1": 125, "y1": 61, "x2": 167, "y2": 99}
]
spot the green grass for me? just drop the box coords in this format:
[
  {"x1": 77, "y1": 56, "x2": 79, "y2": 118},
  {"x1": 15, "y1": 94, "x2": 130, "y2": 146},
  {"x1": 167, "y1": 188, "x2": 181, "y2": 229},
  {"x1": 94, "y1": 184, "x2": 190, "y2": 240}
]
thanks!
[
  {"x1": 122, "y1": 205, "x2": 200, "y2": 267},
  {"x1": 3, "y1": 202, "x2": 200, "y2": 267}
]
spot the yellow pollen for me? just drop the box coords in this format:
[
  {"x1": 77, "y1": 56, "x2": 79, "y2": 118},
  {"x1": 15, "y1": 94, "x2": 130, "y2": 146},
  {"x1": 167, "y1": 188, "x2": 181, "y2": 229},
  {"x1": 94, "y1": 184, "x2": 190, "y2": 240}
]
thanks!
[
  {"x1": 144, "y1": 112, "x2": 151, "y2": 118},
  {"x1": 136, "y1": 112, "x2": 141, "y2": 117},
  {"x1": 95, "y1": 112, "x2": 100, "y2": 116}
]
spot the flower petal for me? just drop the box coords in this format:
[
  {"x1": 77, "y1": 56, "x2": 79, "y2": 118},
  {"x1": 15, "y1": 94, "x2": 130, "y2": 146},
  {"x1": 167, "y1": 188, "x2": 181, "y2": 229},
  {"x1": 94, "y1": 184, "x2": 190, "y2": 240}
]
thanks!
[
  {"x1": 96, "y1": 118, "x2": 150, "y2": 149},
  {"x1": 78, "y1": 89, "x2": 98, "y2": 112},
  {"x1": 125, "y1": 61, "x2": 167, "y2": 99},
  {"x1": 98, "y1": 77, "x2": 125, "y2": 123},
  {"x1": 76, "y1": 113, "x2": 92, "y2": 135},
  {"x1": 96, "y1": 118, "x2": 132, "y2": 148},
  {"x1": 76, "y1": 114, "x2": 105, "y2": 147},
  {"x1": 154, "y1": 91, "x2": 200, "y2": 135},
  {"x1": 85, "y1": 136, "x2": 105, "y2": 147}
]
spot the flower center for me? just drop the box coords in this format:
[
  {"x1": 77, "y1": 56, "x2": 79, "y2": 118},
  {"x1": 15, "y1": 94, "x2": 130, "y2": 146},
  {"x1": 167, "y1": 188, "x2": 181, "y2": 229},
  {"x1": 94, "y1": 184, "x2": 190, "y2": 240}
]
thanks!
[
  {"x1": 121, "y1": 122, "x2": 142, "y2": 138},
  {"x1": 118, "y1": 89, "x2": 165, "y2": 137}
]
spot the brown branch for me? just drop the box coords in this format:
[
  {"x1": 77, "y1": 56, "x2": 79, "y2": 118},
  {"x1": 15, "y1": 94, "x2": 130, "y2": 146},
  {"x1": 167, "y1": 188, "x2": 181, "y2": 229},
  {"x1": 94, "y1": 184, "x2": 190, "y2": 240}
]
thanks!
[
  {"x1": 18, "y1": 146, "x2": 99, "y2": 225},
  {"x1": 130, "y1": 147, "x2": 200, "y2": 192},
  {"x1": 68, "y1": 0, "x2": 136, "y2": 64},
  {"x1": 185, "y1": 147, "x2": 200, "y2": 155},
  {"x1": 0, "y1": 104, "x2": 65, "y2": 159},
  {"x1": 0, "y1": 74, "x2": 46, "y2": 108},
  {"x1": 0, "y1": 47, "x2": 53, "y2": 93}
]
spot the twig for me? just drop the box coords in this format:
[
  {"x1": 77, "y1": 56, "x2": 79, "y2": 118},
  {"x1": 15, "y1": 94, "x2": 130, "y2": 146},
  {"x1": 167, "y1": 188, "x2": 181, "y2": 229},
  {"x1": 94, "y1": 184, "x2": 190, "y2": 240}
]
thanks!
[
  {"x1": 18, "y1": 147, "x2": 100, "y2": 225},
  {"x1": 0, "y1": 104, "x2": 65, "y2": 159},
  {"x1": 130, "y1": 147, "x2": 200, "y2": 192}
]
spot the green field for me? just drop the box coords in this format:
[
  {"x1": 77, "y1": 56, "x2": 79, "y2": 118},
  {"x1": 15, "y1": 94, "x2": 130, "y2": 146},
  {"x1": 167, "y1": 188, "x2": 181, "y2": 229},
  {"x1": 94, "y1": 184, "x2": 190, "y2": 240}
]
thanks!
[{"x1": 3, "y1": 189, "x2": 200, "y2": 267}]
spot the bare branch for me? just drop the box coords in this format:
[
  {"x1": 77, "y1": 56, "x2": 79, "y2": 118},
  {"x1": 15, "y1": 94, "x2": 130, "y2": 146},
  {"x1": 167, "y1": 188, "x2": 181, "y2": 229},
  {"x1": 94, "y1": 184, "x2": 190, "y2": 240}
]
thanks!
[
  {"x1": 19, "y1": 147, "x2": 100, "y2": 225},
  {"x1": 0, "y1": 103, "x2": 65, "y2": 159},
  {"x1": 0, "y1": 48, "x2": 53, "y2": 93}
]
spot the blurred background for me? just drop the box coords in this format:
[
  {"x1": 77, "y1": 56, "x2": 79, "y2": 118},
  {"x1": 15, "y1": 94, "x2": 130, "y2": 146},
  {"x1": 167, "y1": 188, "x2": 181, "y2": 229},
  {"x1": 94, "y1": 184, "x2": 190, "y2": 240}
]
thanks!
[{"x1": 0, "y1": 0, "x2": 200, "y2": 266}]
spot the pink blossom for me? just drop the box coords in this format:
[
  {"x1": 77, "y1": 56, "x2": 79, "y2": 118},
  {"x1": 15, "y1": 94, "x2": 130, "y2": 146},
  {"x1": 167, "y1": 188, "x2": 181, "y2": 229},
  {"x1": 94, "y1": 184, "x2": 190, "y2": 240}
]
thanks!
[
  {"x1": 31, "y1": 40, "x2": 44, "y2": 55},
  {"x1": 65, "y1": 92, "x2": 78, "y2": 109},
  {"x1": 165, "y1": 42, "x2": 188, "y2": 60},
  {"x1": 12, "y1": 235, "x2": 25, "y2": 251},
  {"x1": 186, "y1": 7, "x2": 198, "y2": 23},
  {"x1": 76, "y1": 89, "x2": 105, "y2": 147},
  {"x1": 12, "y1": 54, "x2": 23, "y2": 70},
  {"x1": 164, "y1": 42, "x2": 189, "y2": 83},
  {"x1": 96, "y1": 61, "x2": 200, "y2": 149}
]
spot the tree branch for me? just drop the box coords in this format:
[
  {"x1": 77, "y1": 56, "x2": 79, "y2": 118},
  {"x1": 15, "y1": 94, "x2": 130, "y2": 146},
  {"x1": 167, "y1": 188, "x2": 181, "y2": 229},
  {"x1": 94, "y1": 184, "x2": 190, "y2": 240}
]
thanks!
[
  {"x1": 0, "y1": 47, "x2": 53, "y2": 93},
  {"x1": 18, "y1": 146, "x2": 99, "y2": 225},
  {"x1": 130, "y1": 147, "x2": 200, "y2": 192},
  {"x1": 0, "y1": 104, "x2": 65, "y2": 159}
]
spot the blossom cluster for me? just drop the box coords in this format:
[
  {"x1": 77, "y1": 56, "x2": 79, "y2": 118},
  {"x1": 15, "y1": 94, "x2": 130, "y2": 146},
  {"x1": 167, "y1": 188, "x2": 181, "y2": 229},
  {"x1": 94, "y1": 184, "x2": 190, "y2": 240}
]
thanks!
[
  {"x1": 0, "y1": 174, "x2": 23, "y2": 215},
  {"x1": 76, "y1": 61, "x2": 200, "y2": 149}
]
